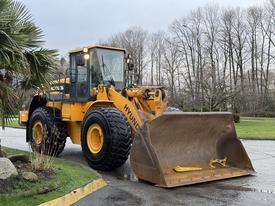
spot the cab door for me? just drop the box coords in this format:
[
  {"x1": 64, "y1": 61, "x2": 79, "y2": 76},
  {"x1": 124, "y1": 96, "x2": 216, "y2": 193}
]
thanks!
[{"x1": 69, "y1": 53, "x2": 90, "y2": 102}]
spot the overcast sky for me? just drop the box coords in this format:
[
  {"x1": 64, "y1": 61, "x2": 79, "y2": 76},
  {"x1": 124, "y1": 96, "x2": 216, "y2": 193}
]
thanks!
[{"x1": 20, "y1": 0, "x2": 264, "y2": 56}]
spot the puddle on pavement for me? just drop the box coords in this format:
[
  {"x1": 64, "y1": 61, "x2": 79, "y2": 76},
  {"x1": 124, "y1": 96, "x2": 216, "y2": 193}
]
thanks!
[
  {"x1": 198, "y1": 184, "x2": 275, "y2": 194},
  {"x1": 258, "y1": 189, "x2": 275, "y2": 194},
  {"x1": 201, "y1": 184, "x2": 255, "y2": 192}
]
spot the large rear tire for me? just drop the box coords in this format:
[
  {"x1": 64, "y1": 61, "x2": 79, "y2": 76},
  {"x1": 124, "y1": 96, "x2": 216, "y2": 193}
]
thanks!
[
  {"x1": 81, "y1": 107, "x2": 132, "y2": 171},
  {"x1": 28, "y1": 107, "x2": 67, "y2": 156}
]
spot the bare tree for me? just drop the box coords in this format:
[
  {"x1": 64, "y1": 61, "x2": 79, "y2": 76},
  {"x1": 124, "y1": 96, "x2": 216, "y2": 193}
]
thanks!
[
  {"x1": 107, "y1": 26, "x2": 148, "y2": 85},
  {"x1": 100, "y1": 2, "x2": 275, "y2": 113},
  {"x1": 162, "y1": 37, "x2": 182, "y2": 101}
]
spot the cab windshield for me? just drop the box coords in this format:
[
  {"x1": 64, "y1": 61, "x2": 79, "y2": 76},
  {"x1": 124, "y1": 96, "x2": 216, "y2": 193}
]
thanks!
[{"x1": 90, "y1": 48, "x2": 124, "y2": 89}]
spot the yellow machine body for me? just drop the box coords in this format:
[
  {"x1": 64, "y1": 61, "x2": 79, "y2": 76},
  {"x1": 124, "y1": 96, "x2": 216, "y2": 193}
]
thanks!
[{"x1": 44, "y1": 84, "x2": 166, "y2": 144}]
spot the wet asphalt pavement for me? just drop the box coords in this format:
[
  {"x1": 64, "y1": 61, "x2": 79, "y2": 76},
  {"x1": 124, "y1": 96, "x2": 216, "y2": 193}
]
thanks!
[{"x1": 1, "y1": 127, "x2": 275, "y2": 206}]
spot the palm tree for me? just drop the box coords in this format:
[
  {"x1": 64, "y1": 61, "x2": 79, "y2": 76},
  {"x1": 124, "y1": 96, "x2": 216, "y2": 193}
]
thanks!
[{"x1": 0, "y1": 0, "x2": 58, "y2": 129}]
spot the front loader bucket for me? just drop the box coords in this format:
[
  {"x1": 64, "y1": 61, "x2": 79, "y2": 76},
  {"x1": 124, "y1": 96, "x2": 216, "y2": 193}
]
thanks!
[{"x1": 130, "y1": 112, "x2": 254, "y2": 188}]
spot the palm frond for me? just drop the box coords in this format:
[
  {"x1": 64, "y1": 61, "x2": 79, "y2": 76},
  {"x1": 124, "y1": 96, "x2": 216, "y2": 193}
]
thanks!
[
  {"x1": 6, "y1": 1, "x2": 43, "y2": 49},
  {"x1": 0, "y1": 0, "x2": 11, "y2": 25},
  {"x1": 0, "y1": 81, "x2": 18, "y2": 129},
  {"x1": 0, "y1": 0, "x2": 58, "y2": 129},
  {"x1": 21, "y1": 48, "x2": 58, "y2": 89}
]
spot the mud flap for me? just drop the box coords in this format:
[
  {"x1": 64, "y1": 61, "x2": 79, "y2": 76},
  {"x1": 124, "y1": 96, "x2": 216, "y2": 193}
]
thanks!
[{"x1": 130, "y1": 112, "x2": 254, "y2": 188}]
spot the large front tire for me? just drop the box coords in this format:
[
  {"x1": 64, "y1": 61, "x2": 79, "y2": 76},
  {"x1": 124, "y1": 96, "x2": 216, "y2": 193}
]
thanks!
[{"x1": 81, "y1": 107, "x2": 132, "y2": 171}]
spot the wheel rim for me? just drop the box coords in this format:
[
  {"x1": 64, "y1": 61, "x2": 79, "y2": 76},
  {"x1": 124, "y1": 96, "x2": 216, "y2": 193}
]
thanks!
[
  {"x1": 32, "y1": 120, "x2": 43, "y2": 145},
  {"x1": 87, "y1": 123, "x2": 104, "y2": 154}
]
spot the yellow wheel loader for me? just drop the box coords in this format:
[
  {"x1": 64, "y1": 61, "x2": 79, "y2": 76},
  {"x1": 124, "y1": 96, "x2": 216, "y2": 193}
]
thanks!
[{"x1": 19, "y1": 45, "x2": 254, "y2": 187}]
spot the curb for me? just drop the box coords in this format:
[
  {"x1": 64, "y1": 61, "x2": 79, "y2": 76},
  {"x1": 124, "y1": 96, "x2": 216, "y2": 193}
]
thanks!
[
  {"x1": 38, "y1": 178, "x2": 107, "y2": 206},
  {"x1": 4, "y1": 125, "x2": 25, "y2": 129}
]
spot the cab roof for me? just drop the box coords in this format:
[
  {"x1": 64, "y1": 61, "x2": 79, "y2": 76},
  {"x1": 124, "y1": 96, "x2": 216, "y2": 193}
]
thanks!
[{"x1": 69, "y1": 45, "x2": 126, "y2": 54}]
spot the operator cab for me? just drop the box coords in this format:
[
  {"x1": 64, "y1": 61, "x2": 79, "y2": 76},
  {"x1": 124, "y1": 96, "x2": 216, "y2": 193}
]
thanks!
[{"x1": 68, "y1": 45, "x2": 127, "y2": 102}]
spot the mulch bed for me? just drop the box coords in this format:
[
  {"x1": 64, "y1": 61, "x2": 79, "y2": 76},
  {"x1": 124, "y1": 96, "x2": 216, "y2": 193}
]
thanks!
[{"x1": 0, "y1": 160, "x2": 56, "y2": 195}]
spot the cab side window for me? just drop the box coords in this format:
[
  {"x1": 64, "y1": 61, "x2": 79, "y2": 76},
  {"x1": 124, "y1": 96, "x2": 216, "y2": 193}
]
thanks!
[{"x1": 77, "y1": 66, "x2": 87, "y2": 82}]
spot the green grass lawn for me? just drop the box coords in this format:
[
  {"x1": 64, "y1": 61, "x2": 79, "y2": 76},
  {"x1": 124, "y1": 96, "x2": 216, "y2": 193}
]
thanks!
[
  {"x1": 6, "y1": 119, "x2": 20, "y2": 127},
  {"x1": 0, "y1": 147, "x2": 99, "y2": 206},
  {"x1": 235, "y1": 117, "x2": 275, "y2": 139},
  {"x1": 0, "y1": 119, "x2": 20, "y2": 127}
]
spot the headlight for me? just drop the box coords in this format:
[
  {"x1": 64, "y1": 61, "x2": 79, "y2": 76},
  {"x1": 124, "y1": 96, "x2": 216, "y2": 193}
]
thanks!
[{"x1": 84, "y1": 54, "x2": 90, "y2": 60}]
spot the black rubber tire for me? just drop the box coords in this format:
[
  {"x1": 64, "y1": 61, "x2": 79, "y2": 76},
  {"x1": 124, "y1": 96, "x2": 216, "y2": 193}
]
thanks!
[
  {"x1": 81, "y1": 107, "x2": 132, "y2": 171},
  {"x1": 28, "y1": 107, "x2": 67, "y2": 156}
]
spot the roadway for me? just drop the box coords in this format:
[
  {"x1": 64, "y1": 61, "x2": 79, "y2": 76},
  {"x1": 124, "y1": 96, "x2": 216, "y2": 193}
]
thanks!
[{"x1": 1, "y1": 127, "x2": 275, "y2": 206}]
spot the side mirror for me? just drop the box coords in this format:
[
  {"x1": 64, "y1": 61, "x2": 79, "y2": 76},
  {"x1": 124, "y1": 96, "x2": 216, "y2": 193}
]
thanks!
[
  {"x1": 128, "y1": 63, "x2": 134, "y2": 71},
  {"x1": 126, "y1": 54, "x2": 134, "y2": 71}
]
